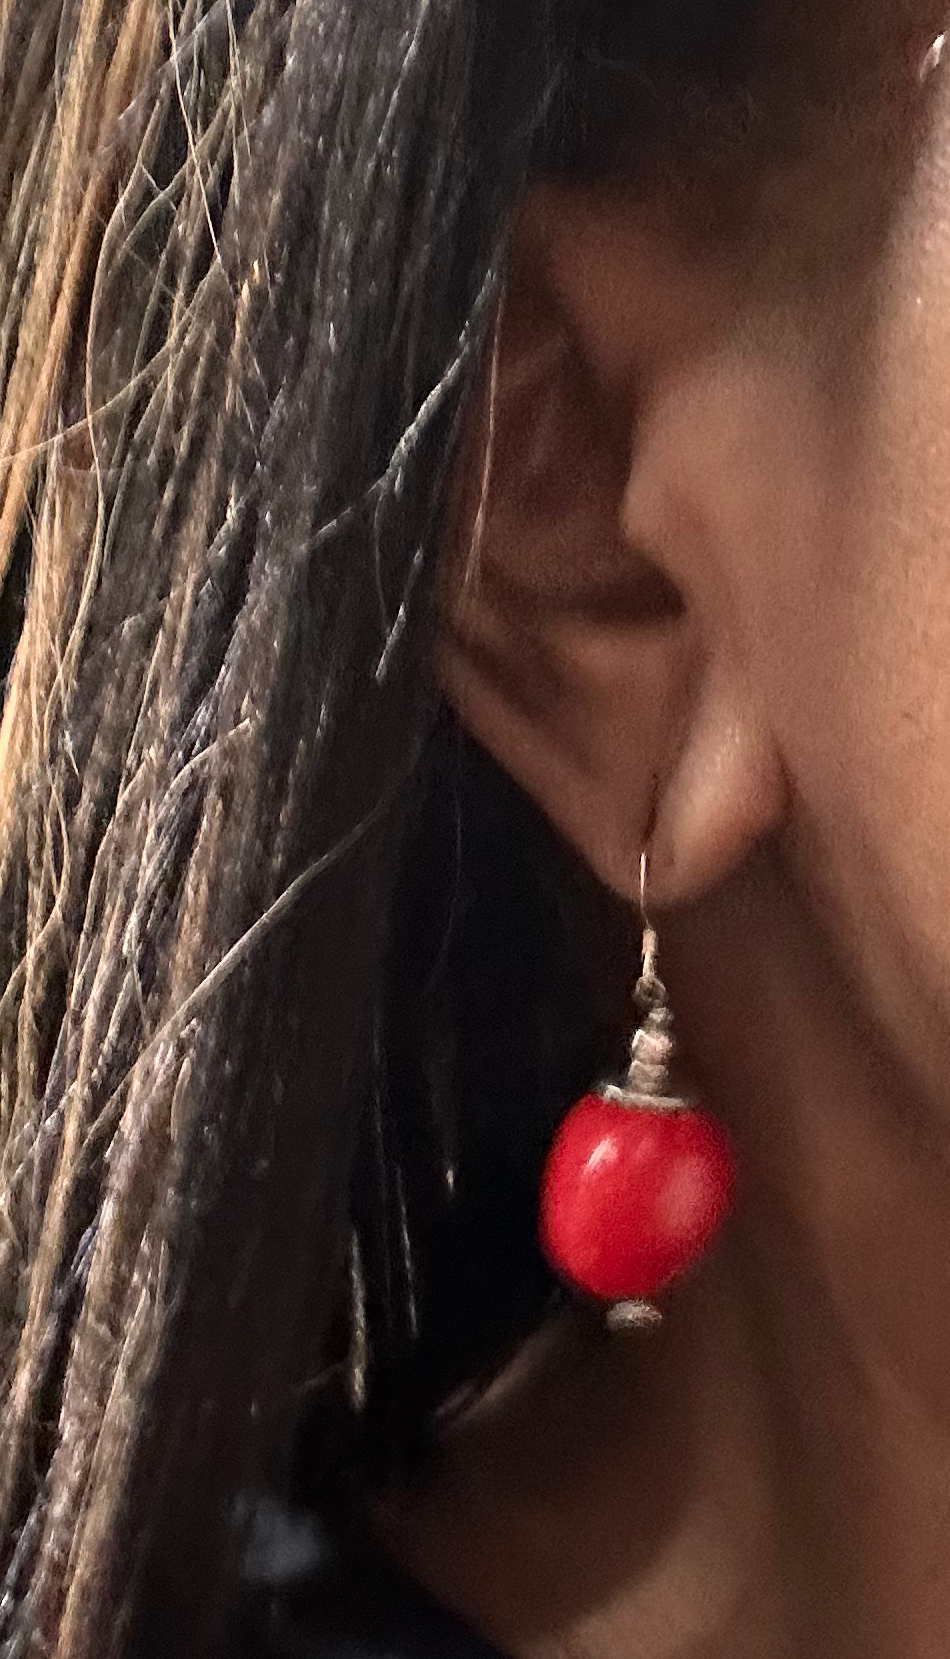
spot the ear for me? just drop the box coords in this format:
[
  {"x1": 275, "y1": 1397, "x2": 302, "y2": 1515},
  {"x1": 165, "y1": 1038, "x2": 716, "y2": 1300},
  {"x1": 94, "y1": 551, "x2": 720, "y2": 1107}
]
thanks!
[{"x1": 438, "y1": 179, "x2": 787, "y2": 908}]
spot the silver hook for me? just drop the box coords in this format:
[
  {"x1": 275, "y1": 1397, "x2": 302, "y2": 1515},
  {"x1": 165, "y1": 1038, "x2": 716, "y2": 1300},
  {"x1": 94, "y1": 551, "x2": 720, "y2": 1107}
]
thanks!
[{"x1": 639, "y1": 849, "x2": 659, "y2": 994}]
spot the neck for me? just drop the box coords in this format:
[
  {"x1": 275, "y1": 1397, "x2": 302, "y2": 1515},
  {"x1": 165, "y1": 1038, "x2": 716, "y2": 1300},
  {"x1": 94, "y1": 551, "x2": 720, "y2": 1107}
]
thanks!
[{"x1": 375, "y1": 851, "x2": 950, "y2": 1659}]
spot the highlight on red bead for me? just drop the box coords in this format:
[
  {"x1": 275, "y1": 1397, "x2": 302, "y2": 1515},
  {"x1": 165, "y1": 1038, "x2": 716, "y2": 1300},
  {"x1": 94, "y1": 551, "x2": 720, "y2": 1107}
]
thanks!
[{"x1": 540, "y1": 1092, "x2": 736, "y2": 1304}]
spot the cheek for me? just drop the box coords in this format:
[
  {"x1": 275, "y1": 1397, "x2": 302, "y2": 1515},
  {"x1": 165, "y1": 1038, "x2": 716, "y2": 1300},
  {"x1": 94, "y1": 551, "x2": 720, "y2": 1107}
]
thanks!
[{"x1": 737, "y1": 182, "x2": 950, "y2": 1084}]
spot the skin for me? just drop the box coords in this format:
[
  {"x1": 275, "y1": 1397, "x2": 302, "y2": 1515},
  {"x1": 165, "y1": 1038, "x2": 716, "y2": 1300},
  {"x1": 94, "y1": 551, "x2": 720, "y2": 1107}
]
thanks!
[{"x1": 377, "y1": 4, "x2": 950, "y2": 1656}]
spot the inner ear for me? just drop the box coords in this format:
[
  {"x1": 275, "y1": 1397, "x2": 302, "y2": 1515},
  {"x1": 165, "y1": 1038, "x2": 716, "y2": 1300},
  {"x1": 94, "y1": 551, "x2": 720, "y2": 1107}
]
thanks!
[
  {"x1": 451, "y1": 204, "x2": 643, "y2": 622},
  {"x1": 437, "y1": 189, "x2": 694, "y2": 904}
]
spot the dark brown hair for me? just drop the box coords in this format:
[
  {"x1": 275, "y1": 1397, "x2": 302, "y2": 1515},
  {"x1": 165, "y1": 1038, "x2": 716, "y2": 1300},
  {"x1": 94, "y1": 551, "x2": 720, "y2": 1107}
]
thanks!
[{"x1": 0, "y1": 2, "x2": 752, "y2": 1653}]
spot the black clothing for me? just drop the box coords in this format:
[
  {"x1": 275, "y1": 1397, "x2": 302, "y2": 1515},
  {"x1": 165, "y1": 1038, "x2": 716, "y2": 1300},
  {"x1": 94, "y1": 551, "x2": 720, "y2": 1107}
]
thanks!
[{"x1": 244, "y1": 1502, "x2": 505, "y2": 1659}]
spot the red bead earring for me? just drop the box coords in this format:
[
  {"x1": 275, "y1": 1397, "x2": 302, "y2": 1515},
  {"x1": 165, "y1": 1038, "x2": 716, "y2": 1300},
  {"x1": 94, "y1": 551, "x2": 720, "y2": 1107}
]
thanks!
[{"x1": 540, "y1": 852, "x2": 737, "y2": 1329}]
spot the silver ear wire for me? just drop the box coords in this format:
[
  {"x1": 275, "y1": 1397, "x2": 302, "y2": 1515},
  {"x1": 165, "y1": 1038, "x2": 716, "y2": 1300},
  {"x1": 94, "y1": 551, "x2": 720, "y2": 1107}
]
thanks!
[
  {"x1": 637, "y1": 850, "x2": 662, "y2": 1002},
  {"x1": 602, "y1": 850, "x2": 687, "y2": 1331}
]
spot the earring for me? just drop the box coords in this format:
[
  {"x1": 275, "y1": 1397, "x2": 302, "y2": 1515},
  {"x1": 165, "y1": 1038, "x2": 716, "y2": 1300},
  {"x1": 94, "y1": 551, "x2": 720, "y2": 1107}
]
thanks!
[{"x1": 540, "y1": 852, "x2": 736, "y2": 1330}]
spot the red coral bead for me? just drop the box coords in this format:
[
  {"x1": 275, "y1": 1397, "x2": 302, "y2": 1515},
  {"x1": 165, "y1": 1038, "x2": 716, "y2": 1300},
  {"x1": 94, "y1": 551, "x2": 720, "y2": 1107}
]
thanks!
[{"x1": 540, "y1": 1092, "x2": 736, "y2": 1303}]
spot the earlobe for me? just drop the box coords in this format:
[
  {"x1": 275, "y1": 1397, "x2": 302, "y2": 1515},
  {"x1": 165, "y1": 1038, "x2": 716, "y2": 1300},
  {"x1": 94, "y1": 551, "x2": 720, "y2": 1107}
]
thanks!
[{"x1": 647, "y1": 653, "x2": 788, "y2": 907}]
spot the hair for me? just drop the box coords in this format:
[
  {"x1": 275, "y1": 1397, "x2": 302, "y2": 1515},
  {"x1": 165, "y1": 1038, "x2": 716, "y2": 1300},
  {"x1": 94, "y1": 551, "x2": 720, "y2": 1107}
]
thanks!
[{"x1": 0, "y1": 2, "x2": 753, "y2": 1654}]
